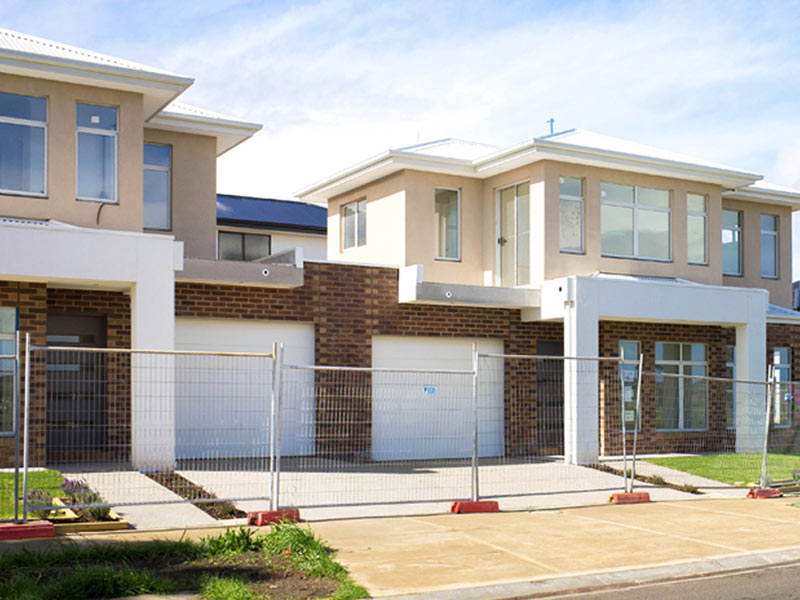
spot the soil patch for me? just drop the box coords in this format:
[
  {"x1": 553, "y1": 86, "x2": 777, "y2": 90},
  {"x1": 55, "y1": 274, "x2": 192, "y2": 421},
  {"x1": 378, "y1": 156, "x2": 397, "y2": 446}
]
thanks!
[
  {"x1": 590, "y1": 462, "x2": 703, "y2": 494},
  {"x1": 145, "y1": 471, "x2": 247, "y2": 519}
]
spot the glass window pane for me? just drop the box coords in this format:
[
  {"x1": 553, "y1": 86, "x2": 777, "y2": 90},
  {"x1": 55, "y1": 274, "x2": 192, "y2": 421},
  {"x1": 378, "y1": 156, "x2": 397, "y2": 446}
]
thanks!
[
  {"x1": 655, "y1": 365, "x2": 680, "y2": 429},
  {"x1": 559, "y1": 198, "x2": 582, "y2": 252},
  {"x1": 244, "y1": 234, "x2": 270, "y2": 260},
  {"x1": 726, "y1": 345, "x2": 735, "y2": 363},
  {"x1": 144, "y1": 144, "x2": 170, "y2": 167},
  {"x1": 0, "y1": 309, "x2": 15, "y2": 333},
  {"x1": 601, "y1": 182, "x2": 634, "y2": 204},
  {"x1": 656, "y1": 342, "x2": 680, "y2": 362},
  {"x1": 500, "y1": 187, "x2": 516, "y2": 286},
  {"x1": 761, "y1": 214, "x2": 777, "y2": 232},
  {"x1": 761, "y1": 231, "x2": 777, "y2": 277},
  {"x1": 0, "y1": 361, "x2": 12, "y2": 434},
  {"x1": 357, "y1": 200, "x2": 366, "y2": 246},
  {"x1": 687, "y1": 214, "x2": 706, "y2": 263},
  {"x1": 143, "y1": 169, "x2": 170, "y2": 230},
  {"x1": 77, "y1": 132, "x2": 115, "y2": 200},
  {"x1": 774, "y1": 348, "x2": 791, "y2": 365},
  {"x1": 343, "y1": 203, "x2": 356, "y2": 249},
  {"x1": 637, "y1": 209, "x2": 670, "y2": 260},
  {"x1": 722, "y1": 209, "x2": 741, "y2": 229},
  {"x1": 76, "y1": 103, "x2": 117, "y2": 130},
  {"x1": 683, "y1": 375, "x2": 707, "y2": 429},
  {"x1": 637, "y1": 187, "x2": 670, "y2": 208},
  {"x1": 0, "y1": 122, "x2": 45, "y2": 194},
  {"x1": 687, "y1": 193, "x2": 706, "y2": 213},
  {"x1": 722, "y1": 228, "x2": 741, "y2": 275},
  {"x1": 435, "y1": 188, "x2": 459, "y2": 259},
  {"x1": 516, "y1": 183, "x2": 530, "y2": 286},
  {"x1": 620, "y1": 341, "x2": 639, "y2": 361},
  {"x1": 559, "y1": 176, "x2": 582, "y2": 197},
  {"x1": 688, "y1": 343, "x2": 706, "y2": 362},
  {"x1": 0, "y1": 91, "x2": 46, "y2": 122},
  {"x1": 218, "y1": 232, "x2": 242, "y2": 260},
  {"x1": 601, "y1": 205, "x2": 634, "y2": 256}
]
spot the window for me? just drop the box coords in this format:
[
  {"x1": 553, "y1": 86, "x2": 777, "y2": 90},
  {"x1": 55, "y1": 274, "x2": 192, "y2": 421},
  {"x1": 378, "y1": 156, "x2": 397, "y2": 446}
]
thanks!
[
  {"x1": 601, "y1": 183, "x2": 670, "y2": 260},
  {"x1": 761, "y1": 215, "x2": 778, "y2": 278},
  {"x1": 498, "y1": 182, "x2": 530, "y2": 286},
  {"x1": 722, "y1": 209, "x2": 742, "y2": 276},
  {"x1": 0, "y1": 308, "x2": 16, "y2": 435},
  {"x1": 619, "y1": 341, "x2": 640, "y2": 431},
  {"x1": 217, "y1": 231, "x2": 271, "y2": 261},
  {"x1": 435, "y1": 188, "x2": 460, "y2": 260},
  {"x1": 726, "y1": 345, "x2": 735, "y2": 429},
  {"x1": 655, "y1": 342, "x2": 707, "y2": 430},
  {"x1": 342, "y1": 199, "x2": 366, "y2": 249},
  {"x1": 76, "y1": 103, "x2": 117, "y2": 202},
  {"x1": 143, "y1": 144, "x2": 171, "y2": 230},
  {"x1": 772, "y1": 348, "x2": 792, "y2": 428},
  {"x1": 0, "y1": 91, "x2": 46, "y2": 196},
  {"x1": 559, "y1": 176, "x2": 584, "y2": 253},
  {"x1": 687, "y1": 193, "x2": 707, "y2": 264}
]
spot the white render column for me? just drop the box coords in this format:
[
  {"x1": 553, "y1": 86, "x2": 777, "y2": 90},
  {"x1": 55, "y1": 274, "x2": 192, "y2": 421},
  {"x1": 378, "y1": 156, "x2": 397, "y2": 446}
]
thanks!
[
  {"x1": 562, "y1": 278, "x2": 600, "y2": 465},
  {"x1": 734, "y1": 317, "x2": 767, "y2": 454}
]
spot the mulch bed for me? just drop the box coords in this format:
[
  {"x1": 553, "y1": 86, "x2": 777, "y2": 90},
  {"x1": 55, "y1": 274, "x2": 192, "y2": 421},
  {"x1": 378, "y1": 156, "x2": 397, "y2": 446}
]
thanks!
[{"x1": 145, "y1": 471, "x2": 247, "y2": 519}]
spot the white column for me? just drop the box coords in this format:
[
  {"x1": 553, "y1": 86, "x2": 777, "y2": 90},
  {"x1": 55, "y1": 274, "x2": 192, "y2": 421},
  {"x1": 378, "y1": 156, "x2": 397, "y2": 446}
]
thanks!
[
  {"x1": 130, "y1": 239, "x2": 178, "y2": 470},
  {"x1": 734, "y1": 317, "x2": 767, "y2": 454},
  {"x1": 563, "y1": 278, "x2": 600, "y2": 464}
]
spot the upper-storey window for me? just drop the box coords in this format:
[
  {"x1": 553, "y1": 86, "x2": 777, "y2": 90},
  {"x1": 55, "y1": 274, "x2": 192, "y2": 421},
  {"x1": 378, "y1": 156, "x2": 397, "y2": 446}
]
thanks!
[
  {"x1": 77, "y1": 103, "x2": 117, "y2": 202},
  {"x1": 0, "y1": 91, "x2": 46, "y2": 196},
  {"x1": 687, "y1": 193, "x2": 707, "y2": 265},
  {"x1": 722, "y1": 209, "x2": 742, "y2": 276},
  {"x1": 143, "y1": 144, "x2": 171, "y2": 230},
  {"x1": 601, "y1": 183, "x2": 670, "y2": 261},
  {"x1": 761, "y1": 214, "x2": 778, "y2": 278},
  {"x1": 218, "y1": 231, "x2": 270, "y2": 261},
  {"x1": 435, "y1": 188, "x2": 460, "y2": 260},
  {"x1": 342, "y1": 198, "x2": 366, "y2": 249},
  {"x1": 559, "y1": 176, "x2": 584, "y2": 253}
]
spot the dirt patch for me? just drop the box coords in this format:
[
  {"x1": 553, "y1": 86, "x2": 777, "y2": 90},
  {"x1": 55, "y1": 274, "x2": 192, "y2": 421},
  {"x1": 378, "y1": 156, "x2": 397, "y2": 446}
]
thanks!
[
  {"x1": 145, "y1": 471, "x2": 247, "y2": 519},
  {"x1": 589, "y1": 462, "x2": 703, "y2": 494}
]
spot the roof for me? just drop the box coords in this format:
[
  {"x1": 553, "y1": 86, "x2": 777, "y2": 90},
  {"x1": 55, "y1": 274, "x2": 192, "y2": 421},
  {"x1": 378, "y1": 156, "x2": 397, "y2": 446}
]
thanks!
[
  {"x1": 217, "y1": 194, "x2": 327, "y2": 234},
  {"x1": 296, "y1": 128, "x2": 768, "y2": 203},
  {"x1": 767, "y1": 303, "x2": 800, "y2": 323},
  {"x1": 723, "y1": 181, "x2": 800, "y2": 209}
]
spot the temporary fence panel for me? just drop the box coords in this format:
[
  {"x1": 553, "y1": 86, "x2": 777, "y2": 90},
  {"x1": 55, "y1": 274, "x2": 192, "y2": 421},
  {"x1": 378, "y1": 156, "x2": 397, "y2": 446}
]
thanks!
[{"x1": 277, "y1": 365, "x2": 475, "y2": 508}]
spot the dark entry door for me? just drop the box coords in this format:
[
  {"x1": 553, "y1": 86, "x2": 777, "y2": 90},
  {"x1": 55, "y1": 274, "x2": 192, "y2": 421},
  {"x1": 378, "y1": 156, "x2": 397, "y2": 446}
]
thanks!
[
  {"x1": 536, "y1": 341, "x2": 564, "y2": 455},
  {"x1": 46, "y1": 315, "x2": 106, "y2": 462}
]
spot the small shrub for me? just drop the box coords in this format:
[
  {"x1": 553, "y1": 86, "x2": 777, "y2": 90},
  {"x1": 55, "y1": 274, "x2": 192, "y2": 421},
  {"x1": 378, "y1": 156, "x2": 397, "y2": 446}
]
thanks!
[
  {"x1": 26, "y1": 488, "x2": 53, "y2": 519},
  {"x1": 82, "y1": 491, "x2": 111, "y2": 521},
  {"x1": 648, "y1": 474, "x2": 666, "y2": 486},
  {"x1": 198, "y1": 527, "x2": 265, "y2": 557},
  {"x1": 680, "y1": 483, "x2": 701, "y2": 494},
  {"x1": 60, "y1": 478, "x2": 90, "y2": 501}
]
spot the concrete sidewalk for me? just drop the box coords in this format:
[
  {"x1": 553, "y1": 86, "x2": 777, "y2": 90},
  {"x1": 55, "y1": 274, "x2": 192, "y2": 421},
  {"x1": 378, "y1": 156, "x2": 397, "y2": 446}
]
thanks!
[{"x1": 3, "y1": 497, "x2": 800, "y2": 599}]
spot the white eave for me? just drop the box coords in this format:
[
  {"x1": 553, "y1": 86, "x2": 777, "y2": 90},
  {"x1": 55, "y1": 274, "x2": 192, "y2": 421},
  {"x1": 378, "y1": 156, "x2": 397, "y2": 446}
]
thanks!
[
  {"x1": 296, "y1": 133, "x2": 762, "y2": 203},
  {"x1": 723, "y1": 183, "x2": 800, "y2": 211}
]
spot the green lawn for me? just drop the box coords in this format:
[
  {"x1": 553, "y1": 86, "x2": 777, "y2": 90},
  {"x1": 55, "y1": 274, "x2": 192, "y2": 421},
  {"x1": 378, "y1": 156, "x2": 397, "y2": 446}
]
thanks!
[
  {"x1": 0, "y1": 469, "x2": 63, "y2": 519},
  {"x1": 644, "y1": 454, "x2": 800, "y2": 486}
]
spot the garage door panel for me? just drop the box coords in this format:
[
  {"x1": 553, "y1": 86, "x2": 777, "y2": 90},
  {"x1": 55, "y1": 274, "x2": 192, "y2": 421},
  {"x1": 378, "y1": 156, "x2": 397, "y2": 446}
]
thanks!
[{"x1": 174, "y1": 318, "x2": 315, "y2": 460}]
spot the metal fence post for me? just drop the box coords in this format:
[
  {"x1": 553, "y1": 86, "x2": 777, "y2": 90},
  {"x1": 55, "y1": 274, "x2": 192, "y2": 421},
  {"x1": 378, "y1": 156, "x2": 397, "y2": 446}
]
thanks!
[
  {"x1": 269, "y1": 342, "x2": 278, "y2": 511},
  {"x1": 760, "y1": 365, "x2": 775, "y2": 489},
  {"x1": 22, "y1": 333, "x2": 30, "y2": 523},
  {"x1": 619, "y1": 352, "x2": 628, "y2": 492},
  {"x1": 630, "y1": 353, "x2": 644, "y2": 492},
  {"x1": 471, "y1": 342, "x2": 479, "y2": 502},
  {"x1": 274, "y1": 343, "x2": 285, "y2": 510},
  {"x1": 13, "y1": 330, "x2": 20, "y2": 523}
]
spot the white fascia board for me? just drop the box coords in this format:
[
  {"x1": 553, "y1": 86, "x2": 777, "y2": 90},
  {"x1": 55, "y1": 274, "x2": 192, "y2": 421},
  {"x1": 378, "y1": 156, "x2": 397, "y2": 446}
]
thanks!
[
  {"x1": 147, "y1": 112, "x2": 262, "y2": 156},
  {"x1": 722, "y1": 187, "x2": 800, "y2": 210},
  {"x1": 0, "y1": 50, "x2": 193, "y2": 119}
]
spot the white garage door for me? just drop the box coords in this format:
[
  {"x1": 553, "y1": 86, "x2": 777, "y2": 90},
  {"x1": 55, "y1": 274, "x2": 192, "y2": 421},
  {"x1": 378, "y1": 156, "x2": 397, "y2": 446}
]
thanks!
[
  {"x1": 371, "y1": 336, "x2": 504, "y2": 461},
  {"x1": 174, "y1": 318, "x2": 315, "y2": 459}
]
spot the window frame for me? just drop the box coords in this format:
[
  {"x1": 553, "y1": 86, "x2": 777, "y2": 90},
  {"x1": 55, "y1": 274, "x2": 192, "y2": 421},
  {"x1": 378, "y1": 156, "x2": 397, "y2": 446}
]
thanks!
[
  {"x1": 342, "y1": 198, "x2": 366, "y2": 250},
  {"x1": 0, "y1": 307, "x2": 17, "y2": 437},
  {"x1": 495, "y1": 180, "x2": 531, "y2": 287},
  {"x1": 722, "y1": 209, "x2": 743, "y2": 276},
  {"x1": 559, "y1": 176, "x2": 584, "y2": 254},
  {"x1": 772, "y1": 347, "x2": 792, "y2": 429},
  {"x1": 686, "y1": 193, "x2": 708, "y2": 265},
  {"x1": 216, "y1": 230, "x2": 272, "y2": 262},
  {"x1": 655, "y1": 341, "x2": 708, "y2": 432},
  {"x1": 0, "y1": 92, "x2": 48, "y2": 198},
  {"x1": 434, "y1": 187, "x2": 461, "y2": 261},
  {"x1": 760, "y1": 214, "x2": 779, "y2": 279},
  {"x1": 143, "y1": 143, "x2": 172, "y2": 231},
  {"x1": 601, "y1": 182, "x2": 672, "y2": 262},
  {"x1": 75, "y1": 102, "x2": 118, "y2": 204}
]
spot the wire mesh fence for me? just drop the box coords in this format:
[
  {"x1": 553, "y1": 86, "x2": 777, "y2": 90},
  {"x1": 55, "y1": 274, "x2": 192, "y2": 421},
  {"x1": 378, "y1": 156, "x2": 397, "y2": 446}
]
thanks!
[{"x1": 0, "y1": 331, "x2": 20, "y2": 522}]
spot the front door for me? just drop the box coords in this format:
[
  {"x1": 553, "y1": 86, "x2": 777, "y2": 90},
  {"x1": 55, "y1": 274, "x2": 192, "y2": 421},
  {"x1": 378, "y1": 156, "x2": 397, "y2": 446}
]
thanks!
[
  {"x1": 536, "y1": 340, "x2": 564, "y2": 455},
  {"x1": 46, "y1": 315, "x2": 107, "y2": 463},
  {"x1": 497, "y1": 182, "x2": 530, "y2": 287}
]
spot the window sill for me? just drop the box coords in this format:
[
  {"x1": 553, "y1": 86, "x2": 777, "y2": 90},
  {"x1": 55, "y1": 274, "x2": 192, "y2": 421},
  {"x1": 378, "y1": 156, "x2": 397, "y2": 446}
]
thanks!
[
  {"x1": 435, "y1": 257, "x2": 461, "y2": 262},
  {"x1": 723, "y1": 273, "x2": 743, "y2": 278},
  {"x1": 77, "y1": 197, "x2": 118, "y2": 205},
  {"x1": 688, "y1": 262, "x2": 708, "y2": 267},
  {"x1": 761, "y1": 275, "x2": 780, "y2": 280},
  {"x1": 0, "y1": 190, "x2": 47, "y2": 199},
  {"x1": 601, "y1": 254, "x2": 672, "y2": 263},
  {"x1": 559, "y1": 249, "x2": 585, "y2": 255},
  {"x1": 654, "y1": 428, "x2": 709, "y2": 433}
]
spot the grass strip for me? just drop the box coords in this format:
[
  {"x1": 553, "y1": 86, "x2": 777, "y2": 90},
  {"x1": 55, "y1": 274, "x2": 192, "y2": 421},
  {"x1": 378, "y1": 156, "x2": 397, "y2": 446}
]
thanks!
[
  {"x1": 0, "y1": 470, "x2": 64, "y2": 519},
  {"x1": 644, "y1": 453, "x2": 800, "y2": 486}
]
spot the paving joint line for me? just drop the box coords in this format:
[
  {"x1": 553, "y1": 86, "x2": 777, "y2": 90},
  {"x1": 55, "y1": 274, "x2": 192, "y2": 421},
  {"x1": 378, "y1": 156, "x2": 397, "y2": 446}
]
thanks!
[{"x1": 666, "y1": 500, "x2": 800, "y2": 525}]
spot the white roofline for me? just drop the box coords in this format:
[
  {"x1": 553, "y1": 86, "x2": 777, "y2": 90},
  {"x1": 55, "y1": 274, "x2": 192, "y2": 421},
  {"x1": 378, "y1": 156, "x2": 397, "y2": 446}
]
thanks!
[
  {"x1": 146, "y1": 110, "x2": 262, "y2": 156},
  {"x1": 723, "y1": 185, "x2": 800, "y2": 210}
]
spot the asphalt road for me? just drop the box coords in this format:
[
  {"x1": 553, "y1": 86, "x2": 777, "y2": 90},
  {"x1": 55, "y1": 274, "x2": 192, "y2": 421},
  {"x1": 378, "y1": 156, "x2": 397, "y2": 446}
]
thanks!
[{"x1": 531, "y1": 561, "x2": 800, "y2": 600}]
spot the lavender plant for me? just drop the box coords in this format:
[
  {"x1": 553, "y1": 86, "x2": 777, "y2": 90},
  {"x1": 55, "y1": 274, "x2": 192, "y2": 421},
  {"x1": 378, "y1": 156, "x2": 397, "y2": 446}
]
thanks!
[
  {"x1": 25, "y1": 488, "x2": 53, "y2": 519},
  {"x1": 60, "y1": 477, "x2": 90, "y2": 501}
]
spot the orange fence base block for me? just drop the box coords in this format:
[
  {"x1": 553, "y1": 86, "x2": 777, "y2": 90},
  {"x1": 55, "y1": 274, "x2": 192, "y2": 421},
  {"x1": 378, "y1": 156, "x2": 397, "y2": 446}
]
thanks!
[
  {"x1": 450, "y1": 501, "x2": 499, "y2": 514},
  {"x1": 0, "y1": 521, "x2": 55, "y2": 541},
  {"x1": 247, "y1": 508, "x2": 301, "y2": 526},
  {"x1": 747, "y1": 487, "x2": 783, "y2": 499},
  {"x1": 609, "y1": 492, "x2": 651, "y2": 504}
]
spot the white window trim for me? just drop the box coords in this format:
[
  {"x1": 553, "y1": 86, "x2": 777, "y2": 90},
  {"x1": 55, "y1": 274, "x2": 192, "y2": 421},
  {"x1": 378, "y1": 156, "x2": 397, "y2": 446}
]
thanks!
[
  {"x1": 601, "y1": 183, "x2": 672, "y2": 262},
  {"x1": 760, "y1": 215, "x2": 779, "y2": 280},
  {"x1": 143, "y1": 144, "x2": 172, "y2": 231},
  {"x1": 726, "y1": 345, "x2": 736, "y2": 430},
  {"x1": 0, "y1": 100, "x2": 48, "y2": 198},
  {"x1": 772, "y1": 347, "x2": 792, "y2": 429},
  {"x1": 655, "y1": 342, "x2": 708, "y2": 432},
  {"x1": 495, "y1": 180, "x2": 531, "y2": 287},
  {"x1": 434, "y1": 186, "x2": 461, "y2": 261},
  {"x1": 341, "y1": 198, "x2": 366, "y2": 250},
  {"x1": 722, "y1": 209, "x2": 743, "y2": 276},
  {"x1": 0, "y1": 307, "x2": 17, "y2": 437},
  {"x1": 559, "y1": 177, "x2": 584, "y2": 254},
  {"x1": 76, "y1": 104, "x2": 118, "y2": 204},
  {"x1": 687, "y1": 193, "x2": 708, "y2": 266}
]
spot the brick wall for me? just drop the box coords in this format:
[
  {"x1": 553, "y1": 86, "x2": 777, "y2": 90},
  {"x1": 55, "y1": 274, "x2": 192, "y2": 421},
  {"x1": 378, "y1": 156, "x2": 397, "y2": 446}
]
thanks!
[{"x1": 766, "y1": 323, "x2": 800, "y2": 452}]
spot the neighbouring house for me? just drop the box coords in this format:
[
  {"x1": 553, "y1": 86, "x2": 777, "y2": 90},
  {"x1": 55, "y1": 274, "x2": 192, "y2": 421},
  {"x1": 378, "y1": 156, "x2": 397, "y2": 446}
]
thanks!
[{"x1": 1, "y1": 27, "x2": 800, "y2": 473}]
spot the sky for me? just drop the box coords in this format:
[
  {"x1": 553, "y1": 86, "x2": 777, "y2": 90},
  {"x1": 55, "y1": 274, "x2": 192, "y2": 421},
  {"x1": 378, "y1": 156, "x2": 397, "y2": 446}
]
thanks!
[{"x1": 3, "y1": 0, "x2": 800, "y2": 270}]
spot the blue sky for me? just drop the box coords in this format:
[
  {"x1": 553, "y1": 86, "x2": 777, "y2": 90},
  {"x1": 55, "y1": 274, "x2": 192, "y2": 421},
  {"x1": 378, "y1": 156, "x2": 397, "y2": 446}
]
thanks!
[{"x1": 3, "y1": 0, "x2": 800, "y2": 270}]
